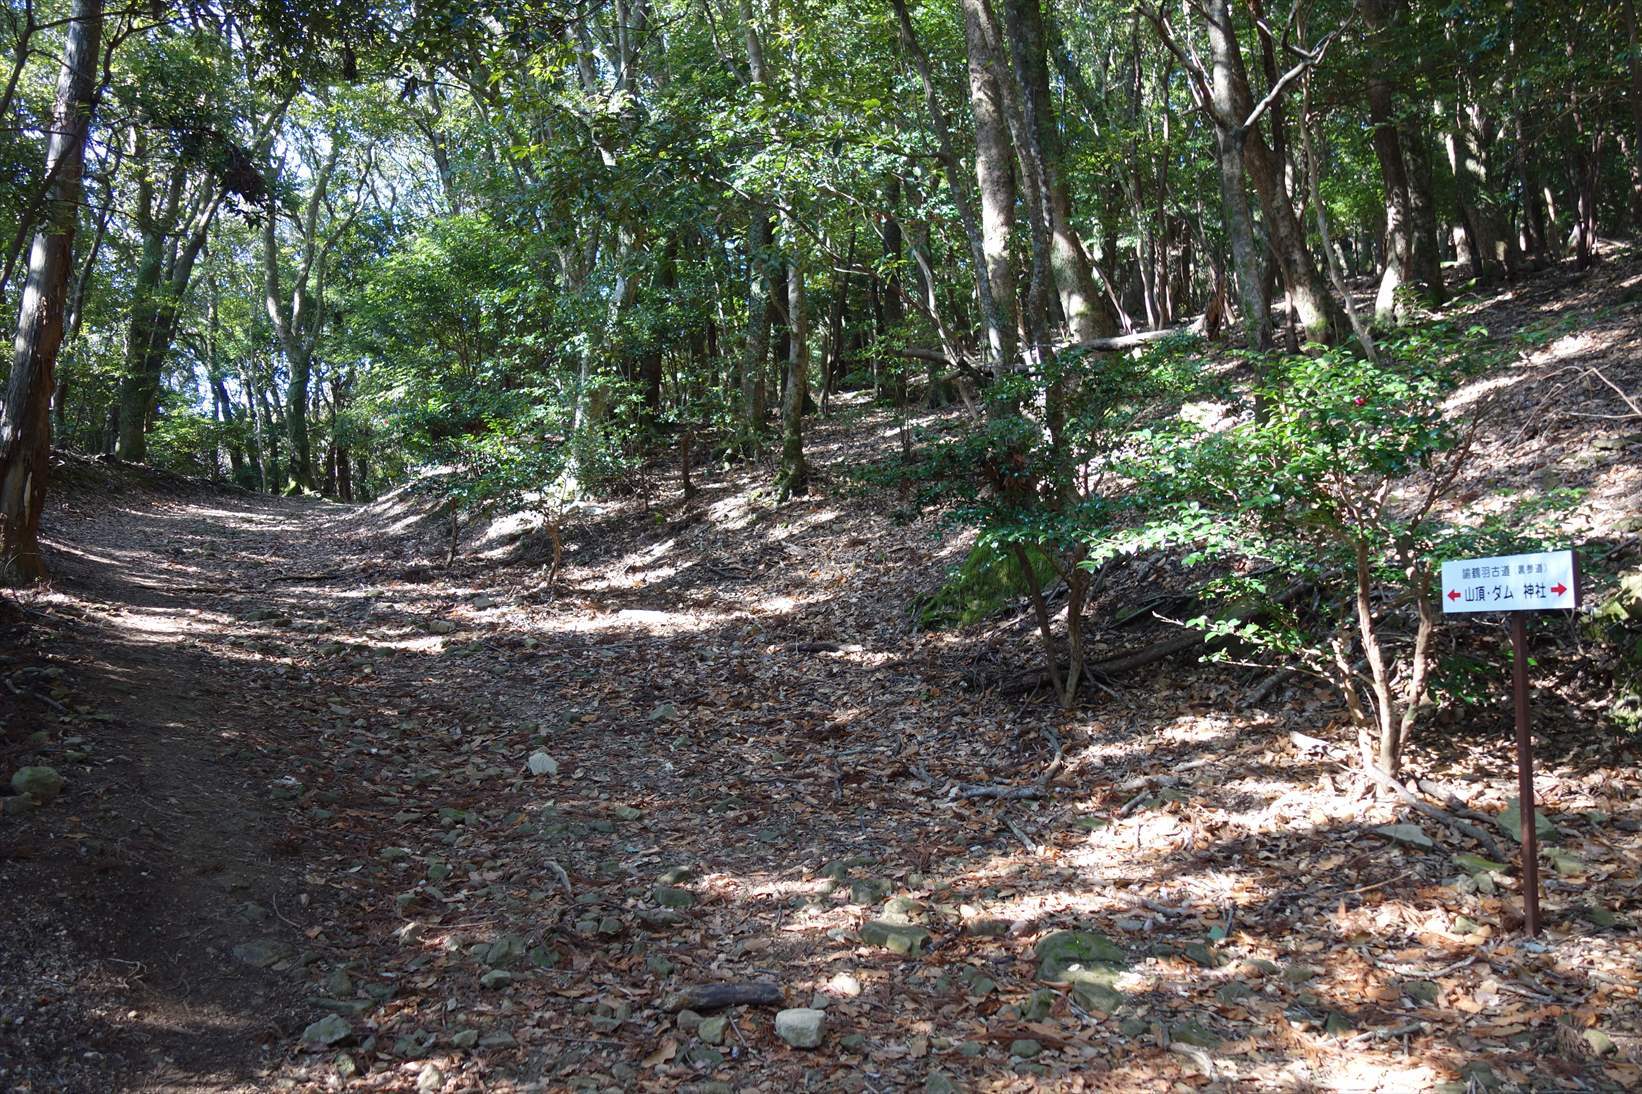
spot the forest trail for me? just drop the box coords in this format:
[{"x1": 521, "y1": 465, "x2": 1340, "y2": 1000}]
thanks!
[{"x1": 5, "y1": 257, "x2": 1642, "y2": 1092}]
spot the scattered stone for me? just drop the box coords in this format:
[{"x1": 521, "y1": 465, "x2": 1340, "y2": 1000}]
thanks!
[
  {"x1": 1035, "y1": 930, "x2": 1126, "y2": 980},
  {"x1": 647, "y1": 954, "x2": 676, "y2": 978},
  {"x1": 860, "y1": 920, "x2": 932, "y2": 955},
  {"x1": 699, "y1": 1016, "x2": 728, "y2": 1045},
  {"x1": 450, "y1": 1029, "x2": 479, "y2": 1049},
  {"x1": 1453, "y1": 853, "x2": 1511, "y2": 876},
  {"x1": 1496, "y1": 797, "x2": 1559, "y2": 844},
  {"x1": 684, "y1": 1045, "x2": 724, "y2": 1068},
  {"x1": 1215, "y1": 981, "x2": 1253, "y2": 1004},
  {"x1": 416, "y1": 1063, "x2": 444, "y2": 1093},
  {"x1": 527, "y1": 751, "x2": 558, "y2": 776},
  {"x1": 613, "y1": 804, "x2": 644, "y2": 821},
  {"x1": 676, "y1": 1009, "x2": 705, "y2": 1033},
  {"x1": 775, "y1": 1008, "x2": 826, "y2": 1049},
  {"x1": 1403, "y1": 980, "x2": 1440, "y2": 1004},
  {"x1": 1009, "y1": 1038, "x2": 1042, "y2": 1059},
  {"x1": 658, "y1": 865, "x2": 695, "y2": 884},
  {"x1": 963, "y1": 918, "x2": 1012, "y2": 937},
  {"x1": 479, "y1": 969, "x2": 513, "y2": 989},
  {"x1": 957, "y1": 1041, "x2": 985, "y2": 1057},
  {"x1": 1171, "y1": 1020, "x2": 1221, "y2": 1048},
  {"x1": 301, "y1": 1014, "x2": 352, "y2": 1048},
  {"x1": 322, "y1": 967, "x2": 354, "y2": 996},
  {"x1": 428, "y1": 620, "x2": 457, "y2": 635},
  {"x1": 849, "y1": 878, "x2": 890, "y2": 905},
  {"x1": 924, "y1": 1072, "x2": 958, "y2": 1094},
  {"x1": 3, "y1": 795, "x2": 35, "y2": 816},
  {"x1": 1374, "y1": 823, "x2": 1434, "y2": 850},
  {"x1": 233, "y1": 939, "x2": 293, "y2": 969},
  {"x1": 480, "y1": 1030, "x2": 515, "y2": 1048},
  {"x1": 654, "y1": 885, "x2": 696, "y2": 910},
  {"x1": 10, "y1": 766, "x2": 63, "y2": 804}
]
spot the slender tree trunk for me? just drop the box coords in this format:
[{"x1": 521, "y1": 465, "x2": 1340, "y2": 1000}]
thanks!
[
  {"x1": 1001, "y1": 0, "x2": 1112, "y2": 342},
  {"x1": 1200, "y1": 0, "x2": 1343, "y2": 344},
  {"x1": 1360, "y1": 0, "x2": 1418, "y2": 323},
  {"x1": 1447, "y1": 99, "x2": 1513, "y2": 283},
  {"x1": 962, "y1": 0, "x2": 1021, "y2": 383},
  {"x1": 890, "y1": 0, "x2": 1009, "y2": 373},
  {"x1": 1625, "y1": 0, "x2": 1642, "y2": 176},
  {"x1": 881, "y1": 177, "x2": 907, "y2": 406},
  {"x1": 1216, "y1": 128, "x2": 1271, "y2": 349},
  {"x1": 1400, "y1": 116, "x2": 1446, "y2": 301},
  {"x1": 776, "y1": 212, "x2": 808, "y2": 499},
  {"x1": 0, "y1": 0, "x2": 101, "y2": 585}
]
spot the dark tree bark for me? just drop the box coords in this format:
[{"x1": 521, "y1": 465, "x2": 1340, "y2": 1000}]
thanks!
[
  {"x1": 1360, "y1": 0, "x2": 1419, "y2": 323},
  {"x1": 1400, "y1": 116, "x2": 1445, "y2": 302},
  {"x1": 0, "y1": 0, "x2": 101, "y2": 585}
]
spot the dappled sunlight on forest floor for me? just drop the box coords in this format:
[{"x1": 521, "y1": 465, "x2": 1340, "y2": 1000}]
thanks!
[{"x1": 4, "y1": 257, "x2": 1642, "y2": 1093}]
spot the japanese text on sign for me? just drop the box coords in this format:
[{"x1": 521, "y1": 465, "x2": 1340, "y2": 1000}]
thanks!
[{"x1": 1440, "y1": 550, "x2": 1578, "y2": 613}]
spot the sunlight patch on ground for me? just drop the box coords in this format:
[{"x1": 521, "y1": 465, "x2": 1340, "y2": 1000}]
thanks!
[
  {"x1": 766, "y1": 508, "x2": 841, "y2": 541},
  {"x1": 705, "y1": 489, "x2": 762, "y2": 532},
  {"x1": 541, "y1": 607, "x2": 734, "y2": 637}
]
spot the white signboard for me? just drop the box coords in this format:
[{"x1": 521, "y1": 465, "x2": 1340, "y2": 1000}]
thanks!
[{"x1": 1440, "y1": 550, "x2": 1578, "y2": 613}]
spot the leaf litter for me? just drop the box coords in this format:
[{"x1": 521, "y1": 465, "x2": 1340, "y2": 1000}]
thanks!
[{"x1": 2, "y1": 258, "x2": 1642, "y2": 1091}]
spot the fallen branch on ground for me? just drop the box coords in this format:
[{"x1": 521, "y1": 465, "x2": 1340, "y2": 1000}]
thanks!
[{"x1": 1362, "y1": 767, "x2": 1508, "y2": 862}]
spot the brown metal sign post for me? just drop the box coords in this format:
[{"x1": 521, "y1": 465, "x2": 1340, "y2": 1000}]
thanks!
[
  {"x1": 1440, "y1": 549, "x2": 1580, "y2": 938},
  {"x1": 1508, "y1": 613, "x2": 1540, "y2": 936}
]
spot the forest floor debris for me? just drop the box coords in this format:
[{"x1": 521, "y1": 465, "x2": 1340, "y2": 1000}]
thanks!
[{"x1": 3, "y1": 256, "x2": 1642, "y2": 1091}]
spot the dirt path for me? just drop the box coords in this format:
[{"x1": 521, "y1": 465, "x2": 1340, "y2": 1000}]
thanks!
[
  {"x1": 4, "y1": 254, "x2": 1642, "y2": 1093},
  {"x1": 0, "y1": 487, "x2": 379, "y2": 1090}
]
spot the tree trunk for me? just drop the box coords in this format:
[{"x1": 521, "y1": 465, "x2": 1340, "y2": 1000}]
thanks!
[
  {"x1": 962, "y1": 0, "x2": 1021, "y2": 381},
  {"x1": 741, "y1": 211, "x2": 773, "y2": 441},
  {"x1": 0, "y1": 0, "x2": 100, "y2": 585},
  {"x1": 1400, "y1": 117, "x2": 1446, "y2": 302},
  {"x1": 881, "y1": 178, "x2": 907, "y2": 406},
  {"x1": 1360, "y1": 0, "x2": 1418, "y2": 324},
  {"x1": 890, "y1": 0, "x2": 1009, "y2": 374},
  {"x1": 1200, "y1": 0, "x2": 1343, "y2": 344},
  {"x1": 1216, "y1": 128, "x2": 1271, "y2": 349},
  {"x1": 776, "y1": 214, "x2": 808, "y2": 499},
  {"x1": 1002, "y1": 0, "x2": 1111, "y2": 343},
  {"x1": 1446, "y1": 100, "x2": 1513, "y2": 283}
]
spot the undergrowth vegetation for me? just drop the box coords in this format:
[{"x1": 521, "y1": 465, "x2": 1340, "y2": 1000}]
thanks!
[{"x1": 895, "y1": 319, "x2": 1593, "y2": 780}]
